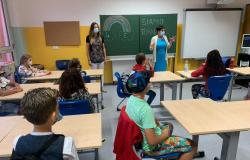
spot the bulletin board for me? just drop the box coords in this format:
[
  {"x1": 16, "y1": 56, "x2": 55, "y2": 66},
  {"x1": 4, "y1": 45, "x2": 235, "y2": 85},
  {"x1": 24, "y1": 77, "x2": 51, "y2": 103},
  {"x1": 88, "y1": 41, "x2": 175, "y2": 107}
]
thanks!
[{"x1": 44, "y1": 21, "x2": 81, "y2": 46}]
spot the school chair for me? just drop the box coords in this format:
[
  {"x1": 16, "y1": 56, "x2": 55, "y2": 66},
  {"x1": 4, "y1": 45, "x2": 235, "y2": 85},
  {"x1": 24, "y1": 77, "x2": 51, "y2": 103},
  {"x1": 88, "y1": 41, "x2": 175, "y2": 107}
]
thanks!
[
  {"x1": 207, "y1": 74, "x2": 233, "y2": 101},
  {"x1": 58, "y1": 99, "x2": 92, "y2": 115},
  {"x1": 114, "y1": 72, "x2": 132, "y2": 111},
  {"x1": 81, "y1": 71, "x2": 91, "y2": 83},
  {"x1": 113, "y1": 106, "x2": 181, "y2": 160},
  {"x1": 55, "y1": 60, "x2": 70, "y2": 70},
  {"x1": 222, "y1": 57, "x2": 231, "y2": 68}
]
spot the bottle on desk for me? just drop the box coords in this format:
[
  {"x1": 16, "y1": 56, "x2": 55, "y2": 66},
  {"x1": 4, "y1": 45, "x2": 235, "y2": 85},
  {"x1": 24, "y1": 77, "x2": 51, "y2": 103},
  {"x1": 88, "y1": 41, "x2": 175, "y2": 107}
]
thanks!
[{"x1": 184, "y1": 60, "x2": 189, "y2": 72}]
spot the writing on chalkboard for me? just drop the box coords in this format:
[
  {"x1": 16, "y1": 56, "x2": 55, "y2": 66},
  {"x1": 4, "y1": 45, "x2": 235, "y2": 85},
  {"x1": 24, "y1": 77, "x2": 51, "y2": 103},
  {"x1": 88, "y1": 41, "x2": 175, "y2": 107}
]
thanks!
[
  {"x1": 102, "y1": 15, "x2": 135, "y2": 41},
  {"x1": 100, "y1": 14, "x2": 177, "y2": 56}
]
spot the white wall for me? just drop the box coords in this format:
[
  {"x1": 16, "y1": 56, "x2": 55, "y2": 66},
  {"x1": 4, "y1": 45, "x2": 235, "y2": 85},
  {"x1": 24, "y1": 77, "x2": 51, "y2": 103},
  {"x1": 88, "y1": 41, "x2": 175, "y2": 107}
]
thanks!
[{"x1": 6, "y1": 0, "x2": 250, "y2": 27}]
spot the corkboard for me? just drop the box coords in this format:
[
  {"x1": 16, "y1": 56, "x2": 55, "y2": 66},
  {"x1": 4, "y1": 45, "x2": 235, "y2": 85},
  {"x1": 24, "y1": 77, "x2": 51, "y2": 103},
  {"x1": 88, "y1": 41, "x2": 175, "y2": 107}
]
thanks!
[
  {"x1": 243, "y1": 4, "x2": 250, "y2": 34},
  {"x1": 44, "y1": 21, "x2": 81, "y2": 46}
]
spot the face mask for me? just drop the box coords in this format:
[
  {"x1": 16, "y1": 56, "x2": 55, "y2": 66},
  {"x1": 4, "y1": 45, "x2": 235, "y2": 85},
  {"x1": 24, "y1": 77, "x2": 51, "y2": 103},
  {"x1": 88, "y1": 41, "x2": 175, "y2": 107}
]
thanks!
[
  {"x1": 160, "y1": 31, "x2": 165, "y2": 36},
  {"x1": 28, "y1": 60, "x2": 32, "y2": 66},
  {"x1": 93, "y1": 28, "x2": 99, "y2": 33}
]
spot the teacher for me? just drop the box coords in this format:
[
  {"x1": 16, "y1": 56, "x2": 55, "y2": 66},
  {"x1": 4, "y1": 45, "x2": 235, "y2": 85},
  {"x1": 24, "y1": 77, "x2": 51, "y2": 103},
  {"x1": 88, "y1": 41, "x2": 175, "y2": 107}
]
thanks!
[
  {"x1": 86, "y1": 22, "x2": 106, "y2": 86},
  {"x1": 149, "y1": 25, "x2": 175, "y2": 71},
  {"x1": 86, "y1": 22, "x2": 107, "y2": 69}
]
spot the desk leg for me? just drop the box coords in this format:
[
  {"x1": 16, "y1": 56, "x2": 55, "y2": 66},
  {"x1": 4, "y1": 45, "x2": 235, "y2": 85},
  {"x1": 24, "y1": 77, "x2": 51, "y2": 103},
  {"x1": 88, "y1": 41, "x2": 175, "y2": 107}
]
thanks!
[
  {"x1": 100, "y1": 76, "x2": 104, "y2": 109},
  {"x1": 192, "y1": 135, "x2": 199, "y2": 145},
  {"x1": 227, "y1": 74, "x2": 235, "y2": 101},
  {"x1": 179, "y1": 82, "x2": 183, "y2": 100},
  {"x1": 172, "y1": 82, "x2": 177, "y2": 100},
  {"x1": 95, "y1": 148, "x2": 99, "y2": 160},
  {"x1": 220, "y1": 132, "x2": 240, "y2": 160},
  {"x1": 96, "y1": 95, "x2": 99, "y2": 113},
  {"x1": 160, "y1": 83, "x2": 164, "y2": 101}
]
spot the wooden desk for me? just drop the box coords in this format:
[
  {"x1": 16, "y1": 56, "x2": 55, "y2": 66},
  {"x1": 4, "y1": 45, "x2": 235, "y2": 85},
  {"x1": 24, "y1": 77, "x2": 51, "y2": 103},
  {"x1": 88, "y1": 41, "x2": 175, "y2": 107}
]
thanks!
[
  {"x1": 0, "y1": 83, "x2": 100, "y2": 101},
  {"x1": 176, "y1": 70, "x2": 203, "y2": 100},
  {"x1": 0, "y1": 83, "x2": 101, "y2": 113},
  {"x1": 227, "y1": 67, "x2": 250, "y2": 75},
  {"x1": 24, "y1": 69, "x2": 104, "y2": 82},
  {"x1": 0, "y1": 116, "x2": 22, "y2": 142},
  {"x1": 226, "y1": 67, "x2": 250, "y2": 101},
  {"x1": 84, "y1": 69, "x2": 103, "y2": 77},
  {"x1": 150, "y1": 71, "x2": 184, "y2": 101},
  {"x1": 0, "y1": 114, "x2": 102, "y2": 159},
  {"x1": 161, "y1": 99, "x2": 250, "y2": 160},
  {"x1": 24, "y1": 71, "x2": 63, "y2": 81}
]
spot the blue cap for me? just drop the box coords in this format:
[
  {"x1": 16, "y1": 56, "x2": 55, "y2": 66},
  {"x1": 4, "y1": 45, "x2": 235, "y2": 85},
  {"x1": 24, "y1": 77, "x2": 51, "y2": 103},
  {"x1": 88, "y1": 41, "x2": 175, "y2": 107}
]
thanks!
[{"x1": 127, "y1": 71, "x2": 150, "y2": 93}]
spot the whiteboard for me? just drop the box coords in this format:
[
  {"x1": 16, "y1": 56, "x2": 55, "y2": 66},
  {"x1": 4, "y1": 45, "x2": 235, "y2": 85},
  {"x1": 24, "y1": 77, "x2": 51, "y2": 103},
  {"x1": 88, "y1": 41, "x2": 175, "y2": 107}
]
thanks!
[{"x1": 182, "y1": 9, "x2": 242, "y2": 59}]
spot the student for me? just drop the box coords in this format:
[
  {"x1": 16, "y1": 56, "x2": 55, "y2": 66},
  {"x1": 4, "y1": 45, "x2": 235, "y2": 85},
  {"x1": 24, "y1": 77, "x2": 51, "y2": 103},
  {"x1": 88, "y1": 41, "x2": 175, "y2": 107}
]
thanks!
[
  {"x1": 131, "y1": 53, "x2": 156, "y2": 105},
  {"x1": 191, "y1": 49, "x2": 227, "y2": 99},
  {"x1": 68, "y1": 58, "x2": 82, "y2": 71},
  {"x1": 126, "y1": 72, "x2": 197, "y2": 159},
  {"x1": 0, "y1": 68, "x2": 23, "y2": 115},
  {"x1": 0, "y1": 69, "x2": 23, "y2": 97},
  {"x1": 11, "y1": 88, "x2": 79, "y2": 160},
  {"x1": 18, "y1": 54, "x2": 50, "y2": 78},
  {"x1": 59, "y1": 69, "x2": 95, "y2": 112},
  {"x1": 86, "y1": 22, "x2": 106, "y2": 88}
]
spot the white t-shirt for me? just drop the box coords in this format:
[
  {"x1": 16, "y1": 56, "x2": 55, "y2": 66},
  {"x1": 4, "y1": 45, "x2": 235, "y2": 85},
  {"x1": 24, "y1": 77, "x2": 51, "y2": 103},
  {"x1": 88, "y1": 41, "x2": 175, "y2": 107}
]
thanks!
[{"x1": 13, "y1": 132, "x2": 79, "y2": 160}]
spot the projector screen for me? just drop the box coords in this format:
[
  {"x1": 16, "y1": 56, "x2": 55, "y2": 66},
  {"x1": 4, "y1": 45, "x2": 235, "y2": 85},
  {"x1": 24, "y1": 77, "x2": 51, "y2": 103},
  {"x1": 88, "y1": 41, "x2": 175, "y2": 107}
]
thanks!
[{"x1": 182, "y1": 9, "x2": 242, "y2": 59}]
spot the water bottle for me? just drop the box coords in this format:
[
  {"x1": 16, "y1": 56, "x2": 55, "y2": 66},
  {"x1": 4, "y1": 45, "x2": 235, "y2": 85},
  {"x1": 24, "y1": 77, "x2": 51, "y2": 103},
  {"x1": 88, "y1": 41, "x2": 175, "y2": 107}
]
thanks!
[{"x1": 184, "y1": 60, "x2": 189, "y2": 72}]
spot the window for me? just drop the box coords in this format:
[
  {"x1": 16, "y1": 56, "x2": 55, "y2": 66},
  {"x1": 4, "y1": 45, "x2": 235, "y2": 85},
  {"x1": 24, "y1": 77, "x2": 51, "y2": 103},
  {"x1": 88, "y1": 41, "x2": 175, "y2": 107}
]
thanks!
[{"x1": 0, "y1": 0, "x2": 9, "y2": 47}]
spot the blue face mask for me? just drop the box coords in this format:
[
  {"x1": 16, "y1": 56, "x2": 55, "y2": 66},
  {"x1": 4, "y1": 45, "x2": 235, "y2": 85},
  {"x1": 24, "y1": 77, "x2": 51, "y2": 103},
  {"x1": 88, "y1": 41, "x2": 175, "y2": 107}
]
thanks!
[
  {"x1": 160, "y1": 31, "x2": 165, "y2": 36},
  {"x1": 93, "y1": 28, "x2": 99, "y2": 33}
]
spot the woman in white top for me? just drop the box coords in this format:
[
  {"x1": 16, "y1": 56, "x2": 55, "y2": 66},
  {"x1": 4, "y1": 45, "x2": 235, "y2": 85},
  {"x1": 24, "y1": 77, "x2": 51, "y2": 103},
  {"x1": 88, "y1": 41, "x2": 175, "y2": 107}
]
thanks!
[{"x1": 149, "y1": 25, "x2": 175, "y2": 71}]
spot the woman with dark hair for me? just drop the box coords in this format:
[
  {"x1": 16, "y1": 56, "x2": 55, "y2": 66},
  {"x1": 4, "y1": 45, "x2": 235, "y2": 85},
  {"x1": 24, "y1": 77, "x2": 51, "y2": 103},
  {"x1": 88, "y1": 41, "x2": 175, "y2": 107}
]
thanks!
[
  {"x1": 191, "y1": 49, "x2": 227, "y2": 99},
  {"x1": 59, "y1": 69, "x2": 95, "y2": 112},
  {"x1": 149, "y1": 25, "x2": 175, "y2": 71}
]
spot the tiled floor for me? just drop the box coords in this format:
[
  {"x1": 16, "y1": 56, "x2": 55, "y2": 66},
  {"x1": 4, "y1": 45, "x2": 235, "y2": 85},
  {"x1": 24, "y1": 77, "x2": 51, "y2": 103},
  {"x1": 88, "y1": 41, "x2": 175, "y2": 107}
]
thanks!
[{"x1": 78, "y1": 82, "x2": 250, "y2": 160}]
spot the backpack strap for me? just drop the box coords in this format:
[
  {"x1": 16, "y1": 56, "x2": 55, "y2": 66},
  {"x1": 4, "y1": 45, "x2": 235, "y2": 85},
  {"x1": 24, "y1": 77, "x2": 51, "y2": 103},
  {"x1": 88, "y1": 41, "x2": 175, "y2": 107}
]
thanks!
[{"x1": 34, "y1": 134, "x2": 64, "y2": 157}]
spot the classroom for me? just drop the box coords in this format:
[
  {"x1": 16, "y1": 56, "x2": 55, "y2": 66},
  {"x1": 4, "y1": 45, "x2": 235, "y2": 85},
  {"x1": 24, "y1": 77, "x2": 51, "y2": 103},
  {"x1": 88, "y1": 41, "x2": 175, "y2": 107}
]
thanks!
[{"x1": 0, "y1": 0, "x2": 250, "y2": 160}]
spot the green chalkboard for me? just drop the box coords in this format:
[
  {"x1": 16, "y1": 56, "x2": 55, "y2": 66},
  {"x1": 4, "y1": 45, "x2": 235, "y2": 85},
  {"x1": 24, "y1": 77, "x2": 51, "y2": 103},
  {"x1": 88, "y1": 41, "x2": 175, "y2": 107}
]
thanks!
[
  {"x1": 100, "y1": 15, "x2": 140, "y2": 56},
  {"x1": 140, "y1": 14, "x2": 177, "y2": 54},
  {"x1": 100, "y1": 14, "x2": 177, "y2": 57}
]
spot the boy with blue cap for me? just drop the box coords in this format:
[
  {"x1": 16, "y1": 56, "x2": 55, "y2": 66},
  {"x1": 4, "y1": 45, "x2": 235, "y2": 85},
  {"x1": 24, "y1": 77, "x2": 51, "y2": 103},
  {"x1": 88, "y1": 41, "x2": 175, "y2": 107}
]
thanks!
[{"x1": 126, "y1": 72, "x2": 197, "y2": 159}]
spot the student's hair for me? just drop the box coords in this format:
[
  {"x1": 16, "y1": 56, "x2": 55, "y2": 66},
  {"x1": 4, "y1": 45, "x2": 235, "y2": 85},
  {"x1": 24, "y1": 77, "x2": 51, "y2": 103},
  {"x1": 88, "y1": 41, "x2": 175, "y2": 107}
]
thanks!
[
  {"x1": 59, "y1": 68, "x2": 87, "y2": 99},
  {"x1": 156, "y1": 25, "x2": 165, "y2": 32},
  {"x1": 21, "y1": 88, "x2": 58, "y2": 125},
  {"x1": 89, "y1": 22, "x2": 102, "y2": 43},
  {"x1": 20, "y1": 54, "x2": 32, "y2": 66},
  {"x1": 136, "y1": 53, "x2": 146, "y2": 65},
  {"x1": 68, "y1": 58, "x2": 81, "y2": 69},
  {"x1": 205, "y1": 49, "x2": 226, "y2": 77}
]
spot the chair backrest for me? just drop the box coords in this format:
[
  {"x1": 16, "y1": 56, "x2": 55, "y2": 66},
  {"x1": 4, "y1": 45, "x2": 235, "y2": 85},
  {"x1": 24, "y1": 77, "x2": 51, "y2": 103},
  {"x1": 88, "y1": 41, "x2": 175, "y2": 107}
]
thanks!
[
  {"x1": 114, "y1": 72, "x2": 130, "y2": 98},
  {"x1": 58, "y1": 99, "x2": 92, "y2": 115},
  {"x1": 208, "y1": 74, "x2": 232, "y2": 101},
  {"x1": 81, "y1": 71, "x2": 91, "y2": 83},
  {"x1": 113, "y1": 106, "x2": 142, "y2": 160},
  {"x1": 222, "y1": 57, "x2": 231, "y2": 68},
  {"x1": 239, "y1": 60, "x2": 250, "y2": 67},
  {"x1": 56, "y1": 60, "x2": 70, "y2": 70}
]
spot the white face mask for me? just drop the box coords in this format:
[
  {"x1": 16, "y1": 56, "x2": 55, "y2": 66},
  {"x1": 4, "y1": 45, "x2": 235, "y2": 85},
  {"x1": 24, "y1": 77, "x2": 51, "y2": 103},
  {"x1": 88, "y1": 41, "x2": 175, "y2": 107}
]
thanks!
[
  {"x1": 28, "y1": 60, "x2": 32, "y2": 66},
  {"x1": 160, "y1": 31, "x2": 165, "y2": 36},
  {"x1": 93, "y1": 28, "x2": 99, "y2": 33}
]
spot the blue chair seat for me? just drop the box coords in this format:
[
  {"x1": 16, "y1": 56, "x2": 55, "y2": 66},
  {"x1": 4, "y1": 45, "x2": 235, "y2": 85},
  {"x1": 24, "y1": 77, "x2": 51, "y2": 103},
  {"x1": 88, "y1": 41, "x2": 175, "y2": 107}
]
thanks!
[
  {"x1": 56, "y1": 60, "x2": 70, "y2": 70},
  {"x1": 114, "y1": 72, "x2": 132, "y2": 111},
  {"x1": 143, "y1": 152, "x2": 181, "y2": 159},
  {"x1": 208, "y1": 74, "x2": 232, "y2": 101},
  {"x1": 58, "y1": 99, "x2": 93, "y2": 115}
]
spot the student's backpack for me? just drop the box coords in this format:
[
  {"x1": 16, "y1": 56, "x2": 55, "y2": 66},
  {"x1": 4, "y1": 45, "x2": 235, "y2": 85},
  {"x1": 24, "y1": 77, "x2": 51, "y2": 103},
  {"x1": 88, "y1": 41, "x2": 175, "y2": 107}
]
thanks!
[
  {"x1": 121, "y1": 72, "x2": 132, "y2": 94},
  {"x1": 10, "y1": 134, "x2": 64, "y2": 160}
]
